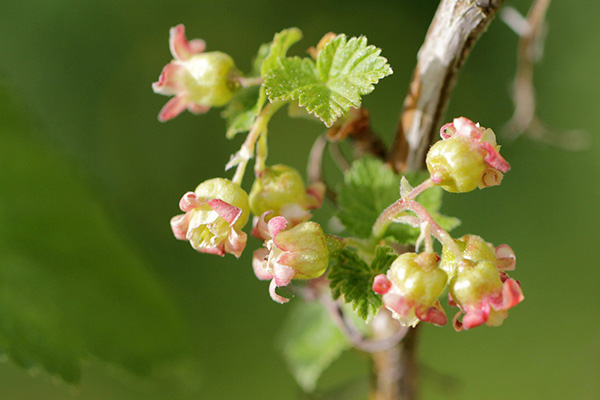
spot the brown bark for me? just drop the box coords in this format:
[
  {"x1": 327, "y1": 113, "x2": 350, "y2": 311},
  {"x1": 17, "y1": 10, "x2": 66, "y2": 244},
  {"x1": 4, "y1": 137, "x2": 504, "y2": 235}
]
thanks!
[{"x1": 388, "y1": 0, "x2": 507, "y2": 173}]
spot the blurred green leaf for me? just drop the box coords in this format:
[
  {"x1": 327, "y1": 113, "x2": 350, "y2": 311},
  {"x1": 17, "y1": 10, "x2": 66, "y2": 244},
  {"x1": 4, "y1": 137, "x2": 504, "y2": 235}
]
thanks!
[
  {"x1": 337, "y1": 157, "x2": 460, "y2": 243},
  {"x1": 265, "y1": 35, "x2": 392, "y2": 127},
  {"x1": 223, "y1": 85, "x2": 264, "y2": 139},
  {"x1": 329, "y1": 245, "x2": 396, "y2": 321},
  {"x1": 279, "y1": 300, "x2": 350, "y2": 393},
  {"x1": 0, "y1": 87, "x2": 190, "y2": 382}
]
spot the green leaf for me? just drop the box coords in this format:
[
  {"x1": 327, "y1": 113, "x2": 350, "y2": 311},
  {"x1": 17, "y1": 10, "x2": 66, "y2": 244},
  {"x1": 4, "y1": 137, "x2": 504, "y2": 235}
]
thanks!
[
  {"x1": 264, "y1": 34, "x2": 392, "y2": 127},
  {"x1": 261, "y1": 27, "x2": 303, "y2": 77},
  {"x1": 223, "y1": 28, "x2": 302, "y2": 138},
  {"x1": 0, "y1": 87, "x2": 190, "y2": 382},
  {"x1": 223, "y1": 85, "x2": 265, "y2": 139},
  {"x1": 279, "y1": 301, "x2": 350, "y2": 393},
  {"x1": 337, "y1": 157, "x2": 460, "y2": 243},
  {"x1": 329, "y1": 246, "x2": 397, "y2": 321},
  {"x1": 337, "y1": 157, "x2": 401, "y2": 238}
]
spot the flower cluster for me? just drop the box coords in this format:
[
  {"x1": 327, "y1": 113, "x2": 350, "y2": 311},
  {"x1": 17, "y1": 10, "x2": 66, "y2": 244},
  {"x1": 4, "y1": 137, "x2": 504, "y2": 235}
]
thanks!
[
  {"x1": 441, "y1": 235, "x2": 523, "y2": 330},
  {"x1": 154, "y1": 23, "x2": 523, "y2": 333}
]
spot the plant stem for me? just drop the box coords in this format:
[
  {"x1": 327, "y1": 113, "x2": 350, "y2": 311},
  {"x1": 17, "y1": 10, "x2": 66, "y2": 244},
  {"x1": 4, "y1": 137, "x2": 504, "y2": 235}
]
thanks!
[{"x1": 369, "y1": 313, "x2": 419, "y2": 400}]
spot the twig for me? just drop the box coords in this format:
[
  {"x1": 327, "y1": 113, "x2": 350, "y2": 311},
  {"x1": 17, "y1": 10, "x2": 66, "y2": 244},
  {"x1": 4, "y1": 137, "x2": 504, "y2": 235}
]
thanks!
[
  {"x1": 388, "y1": 0, "x2": 507, "y2": 173},
  {"x1": 319, "y1": 291, "x2": 409, "y2": 354},
  {"x1": 307, "y1": 135, "x2": 338, "y2": 203},
  {"x1": 502, "y1": 0, "x2": 590, "y2": 150}
]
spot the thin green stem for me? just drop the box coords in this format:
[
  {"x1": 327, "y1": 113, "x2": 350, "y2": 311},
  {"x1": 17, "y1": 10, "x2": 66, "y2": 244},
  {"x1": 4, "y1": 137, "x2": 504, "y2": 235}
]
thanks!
[{"x1": 231, "y1": 101, "x2": 285, "y2": 185}]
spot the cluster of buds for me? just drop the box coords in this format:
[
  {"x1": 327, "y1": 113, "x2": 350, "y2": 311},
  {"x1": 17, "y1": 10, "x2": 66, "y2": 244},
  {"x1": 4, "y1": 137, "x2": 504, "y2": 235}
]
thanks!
[
  {"x1": 153, "y1": 24, "x2": 239, "y2": 122},
  {"x1": 426, "y1": 117, "x2": 511, "y2": 192},
  {"x1": 441, "y1": 235, "x2": 523, "y2": 330},
  {"x1": 250, "y1": 164, "x2": 329, "y2": 302},
  {"x1": 373, "y1": 236, "x2": 523, "y2": 330}
]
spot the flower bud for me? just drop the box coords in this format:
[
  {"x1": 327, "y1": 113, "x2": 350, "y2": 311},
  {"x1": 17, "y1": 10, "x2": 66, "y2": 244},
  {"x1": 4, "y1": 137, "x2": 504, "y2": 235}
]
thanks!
[
  {"x1": 170, "y1": 178, "x2": 249, "y2": 257},
  {"x1": 153, "y1": 24, "x2": 239, "y2": 122},
  {"x1": 252, "y1": 216, "x2": 329, "y2": 303},
  {"x1": 249, "y1": 164, "x2": 324, "y2": 227},
  {"x1": 375, "y1": 252, "x2": 448, "y2": 327},
  {"x1": 426, "y1": 117, "x2": 510, "y2": 193}
]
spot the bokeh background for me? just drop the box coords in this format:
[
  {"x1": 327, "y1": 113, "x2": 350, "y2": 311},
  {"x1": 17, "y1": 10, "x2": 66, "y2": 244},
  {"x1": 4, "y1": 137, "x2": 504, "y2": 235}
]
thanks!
[{"x1": 1, "y1": 0, "x2": 598, "y2": 399}]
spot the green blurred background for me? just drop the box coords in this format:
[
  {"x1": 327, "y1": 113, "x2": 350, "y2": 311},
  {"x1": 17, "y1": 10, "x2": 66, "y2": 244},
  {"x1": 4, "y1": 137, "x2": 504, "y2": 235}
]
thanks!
[{"x1": 0, "y1": 0, "x2": 598, "y2": 399}]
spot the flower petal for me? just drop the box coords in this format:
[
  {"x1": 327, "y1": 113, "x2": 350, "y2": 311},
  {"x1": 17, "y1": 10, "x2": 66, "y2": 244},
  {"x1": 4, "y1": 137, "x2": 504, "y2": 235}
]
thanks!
[
  {"x1": 416, "y1": 302, "x2": 447, "y2": 326},
  {"x1": 251, "y1": 212, "x2": 272, "y2": 241},
  {"x1": 224, "y1": 227, "x2": 247, "y2": 258},
  {"x1": 179, "y1": 191, "x2": 204, "y2": 212},
  {"x1": 208, "y1": 199, "x2": 242, "y2": 225},
  {"x1": 158, "y1": 95, "x2": 189, "y2": 122},
  {"x1": 495, "y1": 244, "x2": 516, "y2": 271},
  {"x1": 453, "y1": 117, "x2": 483, "y2": 140},
  {"x1": 152, "y1": 62, "x2": 189, "y2": 95},
  {"x1": 480, "y1": 141, "x2": 511, "y2": 172},
  {"x1": 170, "y1": 213, "x2": 191, "y2": 240},
  {"x1": 252, "y1": 248, "x2": 273, "y2": 280},
  {"x1": 267, "y1": 216, "x2": 288, "y2": 239},
  {"x1": 273, "y1": 263, "x2": 295, "y2": 287},
  {"x1": 169, "y1": 24, "x2": 206, "y2": 61},
  {"x1": 269, "y1": 279, "x2": 290, "y2": 304}
]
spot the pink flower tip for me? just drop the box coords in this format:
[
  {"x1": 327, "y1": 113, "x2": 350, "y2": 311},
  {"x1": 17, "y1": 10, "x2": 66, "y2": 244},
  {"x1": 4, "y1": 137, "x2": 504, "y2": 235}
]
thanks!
[{"x1": 373, "y1": 274, "x2": 392, "y2": 294}]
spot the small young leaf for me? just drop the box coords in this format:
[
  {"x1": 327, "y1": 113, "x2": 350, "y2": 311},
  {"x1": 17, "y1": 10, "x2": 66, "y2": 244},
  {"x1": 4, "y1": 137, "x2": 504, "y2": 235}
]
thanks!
[
  {"x1": 261, "y1": 27, "x2": 303, "y2": 77},
  {"x1": 223, "y1": 28, "x2": 302, "y2": 138},
  {"x1": 337, "y1": 157, "x2": 460, "y2": 243},
  {"x1": 279, "y1": 300, "x2": 350, "y2": 393},
  {"x1": 265, "y1": 35, "x2": 392, "y2": 127},
  {"x1": 329, "y1": 245, "x2": 397, "y2": 321}
]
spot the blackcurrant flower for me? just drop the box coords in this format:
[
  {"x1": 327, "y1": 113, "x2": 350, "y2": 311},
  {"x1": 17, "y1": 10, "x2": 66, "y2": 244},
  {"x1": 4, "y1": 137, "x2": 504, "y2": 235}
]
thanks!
[
  {"x1": 170, "y1": 178, "x2": 249, "y2": 257},
  {"x1": 373, "y1": 252, "x2": 448, "y2": 327},
  {"x1": 426, "y1": 117, "x2": 511, "y2": 193},
  {"x1": 252, "y1": 215, "x2": 329, "y2": 304},
  {"x1": 153, "y1": 24, "x2": 239, "y2": 122}
]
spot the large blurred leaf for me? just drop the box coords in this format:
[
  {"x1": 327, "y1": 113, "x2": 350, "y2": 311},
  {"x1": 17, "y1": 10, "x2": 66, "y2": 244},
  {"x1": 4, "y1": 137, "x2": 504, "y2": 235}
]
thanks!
[
  {"x1": 279, "y1": 300, "x2": 350, "y2": 393},
  {"x1": 0, "y1": 86, "x2": 190, "y2": 382}
]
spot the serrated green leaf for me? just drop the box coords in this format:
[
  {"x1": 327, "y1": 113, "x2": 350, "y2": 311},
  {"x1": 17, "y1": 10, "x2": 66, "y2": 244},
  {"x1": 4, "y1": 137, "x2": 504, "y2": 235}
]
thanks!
[
  {"x1": 279, "y1": 301, "x2": 350, "y2": 392},
  {"x1": 261, "y1": 27, "x2": 303, "y2": 77},
  {"x1": 337, "y1": 158, "x2": 401, "y2": 238},
  {"x1": 0, "y1": 87, "x2": 189, "y2": 382},
  {"x1": 329, "y1": 246, "x2": 396, "y2": 321},
  {"x1": 337, "y1": 158, "x2": 460, "y2": 244},
  {"x1": 265, "y1": 34, "x2": 392, "y2": 127}
]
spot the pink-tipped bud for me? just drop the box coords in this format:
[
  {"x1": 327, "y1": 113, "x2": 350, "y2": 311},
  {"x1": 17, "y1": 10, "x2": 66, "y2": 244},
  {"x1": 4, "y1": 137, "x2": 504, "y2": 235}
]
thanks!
[
  {"x1": 427, "y1": 117, "x2": 510, "y2": 193},
  {"x1": 373, "y1": 274, "x2": 392, "y2": 294},
  {"x1": 378, "y1": 252, "x2": 448, "y2": 327}
]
